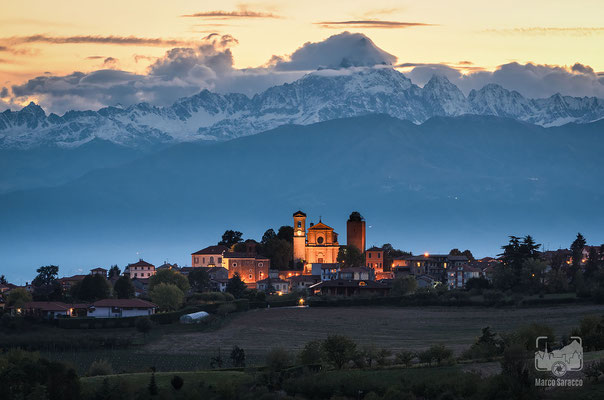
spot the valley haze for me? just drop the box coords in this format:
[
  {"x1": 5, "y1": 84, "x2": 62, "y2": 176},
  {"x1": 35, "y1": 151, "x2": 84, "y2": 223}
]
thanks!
[{"x1": 1, "y1": 69, "x2": 603, "y2": 282}]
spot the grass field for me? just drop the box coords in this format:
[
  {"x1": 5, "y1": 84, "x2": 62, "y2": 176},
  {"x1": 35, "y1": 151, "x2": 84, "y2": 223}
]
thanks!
[
  {"x1": 147, "y1": 304, "x2": 604, "y2": 356},
  {"x1": 39, "y1": 303, "x2": 604, "y2": 374}
]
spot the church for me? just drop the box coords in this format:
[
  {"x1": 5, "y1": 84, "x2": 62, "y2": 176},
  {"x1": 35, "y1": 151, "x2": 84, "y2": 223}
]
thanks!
[
  {"x1": 293, "y1": 210, "x2": 367, "y2": 272},
  {"x1": 293, "y1": 211, "x2": 340, "y2": 266}
]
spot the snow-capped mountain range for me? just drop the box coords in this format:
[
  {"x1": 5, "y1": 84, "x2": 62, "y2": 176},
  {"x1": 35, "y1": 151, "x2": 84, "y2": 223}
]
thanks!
[{"x1": 1, "y1": 67, "x2": 604, "y2": 149}]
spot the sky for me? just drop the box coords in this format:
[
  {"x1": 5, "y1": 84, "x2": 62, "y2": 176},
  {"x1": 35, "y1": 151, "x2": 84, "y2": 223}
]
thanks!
[{"x1": 1, "y1": 0, "x2": 604, "y2": 113}]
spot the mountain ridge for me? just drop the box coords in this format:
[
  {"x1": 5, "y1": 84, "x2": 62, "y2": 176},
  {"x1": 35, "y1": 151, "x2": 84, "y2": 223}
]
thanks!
[{"x1": 2, "y1": 67, "x2": 604, "y2": 149}]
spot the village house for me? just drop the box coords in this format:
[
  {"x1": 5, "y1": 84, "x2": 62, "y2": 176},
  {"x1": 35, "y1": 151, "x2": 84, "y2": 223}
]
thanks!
[
  {"x1": 448, "y1": 265, "x2": 482, "y2": 288},
  {"x1": 9, "y1": 302, "x2": 88, "y2": 319},
  {"x1": 393, "y1": 254, "x2": 469, "y2": 281},
  {"x1": 256, "y1": 278, "x2": 290, "y2": 295},
  {"x1": 222, "y1": 252, "x2": 270, "y2": 288},
  {"x1": 90, "y1": 267, "x2": 107, "y2": 278},
  {"x1": 87, "y1": 298, "x2": 157, "y2": 318},
  {"x1": 288, "y1": 274, "x2": 321, "y2": 291},
  {"x1": 191, "y1": 245, "x2": 228, "y2": 267},
  {"x1": 124, "y1": 259, "x2": 156, "y2": 279}
]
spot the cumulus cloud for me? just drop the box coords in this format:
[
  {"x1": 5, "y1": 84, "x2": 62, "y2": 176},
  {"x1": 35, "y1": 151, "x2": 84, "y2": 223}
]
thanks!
[
  {"x1": 4, "y1": 31, "x2": 604, "y2": 114},
  {"x1": 315, "y1": 20, "x2": 433, "y2": 29},
  {"x1": 405, "y1": 61, "x2": 604, "y2": 98},
  {"x1": 6, "y1": 32, "x2": 399, "y2": 113},
  {"x1": 271, "y1": 32, "x2": 397, "y2": 70}
]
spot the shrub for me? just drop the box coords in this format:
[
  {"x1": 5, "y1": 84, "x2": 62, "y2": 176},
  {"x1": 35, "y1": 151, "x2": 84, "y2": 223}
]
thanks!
[
  {"x1": 395, "y1": 350, "x2": 416, "y2": 367},
  {"x1": 87, "y1": 359, "x2": 113, "y2": 376},
  {"x1": 322, "y1": 335, "x2": 357, "y2": 369},
  {"x1": 266, "y1": 347, "x2": 291, "y2": 372},
  {"x1": 171, "y1": 375, "x2": 184, "y2": 391},
  {"x1": 482, "y1": 290, "x2": 505, "y2": 304},
  {"x1": 217, "y1": 303, "x2": 237, "y2": 316},
  {"x1": 135, "y1": 316, "x2": 153, "y2": 336},
  {"x1": 298, "y1": 340, "x2": 324, "y2": 365}
]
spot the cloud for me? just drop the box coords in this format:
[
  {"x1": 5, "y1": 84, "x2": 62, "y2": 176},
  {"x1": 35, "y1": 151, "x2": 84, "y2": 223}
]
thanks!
[
  {"x1": 0, "y1": 35, "x2": 191, "y2": 47},
  {"x1": 102, "y1": 57, "x2": 119, "y2": 69},
  {"x1": 5, "y1": 32, "x2": 604, "y2": 114},
  {"x1": 315, "y1": 20, "x2": 433, "y2": 29},
  {"x1": 271, "y1": 32, "x2": 397, "y2": 70},
  {"x1": 405, "y1": 61, "x2": 604, "y2": 99},
  {"x1": 486, "y1": 27, "x2": 604, "y2": 36},
  {"x1": 181, "y1": 10, "x2": 281, "y2": 19}
]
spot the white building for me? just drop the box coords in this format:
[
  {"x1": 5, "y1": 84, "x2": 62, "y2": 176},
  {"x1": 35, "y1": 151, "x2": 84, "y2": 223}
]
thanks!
[
  {"x1": 124, "y1": 259, "x2": 156, "y2": 279},
  {"x1": 87, "y1": 299, "x2": 157, "y2": 318},
  {"x1": 447, "y1": 265, "x2": 481, "y2": 289}
]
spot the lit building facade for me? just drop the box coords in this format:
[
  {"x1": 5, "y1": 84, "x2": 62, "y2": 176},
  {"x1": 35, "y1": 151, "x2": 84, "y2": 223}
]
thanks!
[{"x1": 292, "y1": 211, "x2": 340, "y2": 271}]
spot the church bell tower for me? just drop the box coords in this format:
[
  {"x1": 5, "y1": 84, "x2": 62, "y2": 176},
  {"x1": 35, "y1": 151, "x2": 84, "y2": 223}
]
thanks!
[{"x1": 293, "y1": 210, "x2": 306, "y2": 263}]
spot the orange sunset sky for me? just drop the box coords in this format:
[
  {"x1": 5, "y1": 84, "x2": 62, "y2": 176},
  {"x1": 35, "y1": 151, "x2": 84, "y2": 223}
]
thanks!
[{"x1": 1, "y1": 0, "x2": 603, "y2": 111}]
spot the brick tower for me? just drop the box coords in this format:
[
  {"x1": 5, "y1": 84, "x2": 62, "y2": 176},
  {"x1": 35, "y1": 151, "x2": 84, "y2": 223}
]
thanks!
[{"x1": 346, "y1": 211, "x2": 366, "y2": 253}]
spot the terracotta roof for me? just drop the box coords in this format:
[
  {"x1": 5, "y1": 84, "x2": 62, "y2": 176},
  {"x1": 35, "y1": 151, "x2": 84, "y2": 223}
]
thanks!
[
  {"x1": 91, "y1": 267, "x2": 107, "y2": 271},
  {"x1": 17, "y1": 301, "x2": 72, "y2": 311},
  {"x1": 192, "y1": 245, "x2": 228, "y2": 255},
  {"x1": 92, "y1": 299, "x2": 157, "y2": 308},
  {"x1": 293, "y1": 210, "x2": 307, "y2": 217},
  {"x1": 58, "y1": 275, "x2": 86, "y2": 282},
  {"x1": 223, "y1": 252, "x2": 269, "y2": 260},
  {"x1": 127, "y1": 259, "x2": 155, "y2": 268},
  {"x1": 366, "y1": 247, "x2": 383, "y2": 252},
  {"x1": 308, "y1": 221, "x2": 333, "y2": 231},
  {"x1": 257, "y1": 278, "x2": 289, "y2": 284}
]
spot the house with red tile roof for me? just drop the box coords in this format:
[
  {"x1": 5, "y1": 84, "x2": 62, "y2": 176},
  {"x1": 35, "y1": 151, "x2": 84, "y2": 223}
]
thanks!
[{"x1": 124, "y1": 259, "x2": 156, "y2": 279}]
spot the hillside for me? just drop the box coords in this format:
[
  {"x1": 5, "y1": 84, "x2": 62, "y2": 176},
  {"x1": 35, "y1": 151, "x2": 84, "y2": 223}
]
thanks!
[{"x1": 1, "y1": 114, "x2": 603, "y2": 280}]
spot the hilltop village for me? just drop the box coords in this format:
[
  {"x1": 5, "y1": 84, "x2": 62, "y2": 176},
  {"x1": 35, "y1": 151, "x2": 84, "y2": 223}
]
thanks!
[{"x1": 1, "y1": 211, "x2": 603, "y2": 319}]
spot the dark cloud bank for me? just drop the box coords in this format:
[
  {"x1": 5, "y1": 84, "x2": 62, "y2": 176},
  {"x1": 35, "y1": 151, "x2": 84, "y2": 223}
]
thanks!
[{"x1": 3, "y1": 32, "x2": 604, "y2": 113}]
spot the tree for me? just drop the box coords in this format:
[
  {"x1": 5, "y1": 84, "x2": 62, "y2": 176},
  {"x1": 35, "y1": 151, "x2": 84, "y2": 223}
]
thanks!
[
  {"x1": 322, "y1": 335, "x2": 357, "y2": 369},
  {"x1": 0, "y1": 275, "x2": 7, "y2": 284},
  {"x1": 135, "y1": 317, "x2": 153, "y2": 336},
  {"x1": 188, "y1": 268, "x2": 210, "y2": 292},
  {"x1": 148, "y1": 372, "x2": 158, "y2": 395},
  {"x1": 226, "y1": 273, "x2": 247, "y2": 298},
  {"x1": 171, "y1": 375, "x2": 184, "y2": 391},
  {"x1": 298, "y1": 340, "x2": 324, "y2": 365},
  {"x1": 75, "y1": 274, "x2": 110, "y2": 301},
  {"x1": 218, "y1": 230, "x2": 243, "y2": 248},
  {"x1": 395, "y1": 350, "x2": 415, "y2": 367},
  {"x1": 499, "y1": 235, "x2": 541, "y2": 288},
  {"x1": 261, "y1": 238, "x2": 293, "y2": 270},
  {"x1": 428, "y1": 344, "x2": 453, "y2": 366},
  {"x1": 113, "y1": 275, "x2": 135, "y2": 299},
  {"x1": 149, "y1": 269, "x2": 190, "y2": 293},
  {"x1": 519, "y1": 258, "x2": 547, "y2": 294},
  {"x1": 261, "y1": 229, "x2": 277, "y2": 245},
  {"x1": 230, "y1": 345, "x2": 246, "y2": 367},
  {"x1": 462, "y1": 250, "x2": 475, "y2": 262},
  {"x1": 32, "y1": 265, "x2": 62, "y2": 301},
  {"x1": 570, "y1": 233, "x2": 587, "y2": 269},
  {"x1": 337, "y1": 245, "x2": 365, "y2": 268},
  {"x1": 585, "y1": 246, "x2": 600, "y2": 279},
  {"x1": 32, "y1": 265, "x2": 59, "y2": 286},
  {"x1": 382, "y1": 244, "x2": 411, "y2": 272},
  {"x1": 465, "y1": 277, "x2": 491, "y2": 291},
  {"x1": 390, "y1": 276, "x2": 417, "y2": 296},
  {"x1": 276, "y1": 226, "x2": 294, "y2": 242},
  {"x1": 6, "y1": 288, "x2": 32, "y2": 308},
  {"x1": 107, "y1": 265, "x2": 121, "y2": 279},
  {"x1": 265, "y1": 347, "x2": 291, "y2": 372},
  {"x1": 150, "y1": 283, "x2": 184, "y2": 311}
]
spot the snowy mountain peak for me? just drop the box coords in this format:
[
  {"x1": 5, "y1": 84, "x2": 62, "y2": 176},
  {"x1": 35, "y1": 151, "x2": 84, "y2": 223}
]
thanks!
[{"x1": 1, "y1": 67, "x2": 604, "y2": 149}]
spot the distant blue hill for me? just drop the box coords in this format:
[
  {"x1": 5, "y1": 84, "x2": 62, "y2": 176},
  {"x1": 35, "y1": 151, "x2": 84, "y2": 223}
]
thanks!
[{"x1": 1, "y1": 114, "x2": 603, "y2": 282}]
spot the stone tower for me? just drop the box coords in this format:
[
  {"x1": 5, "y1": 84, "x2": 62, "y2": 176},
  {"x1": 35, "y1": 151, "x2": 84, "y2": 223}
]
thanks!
[
  {"x1": 346, "y1": 211, "x2": 366, "y2": 253},
  {"x1": 293, "y1": 210, "x2": 307, "y2": 262}
]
